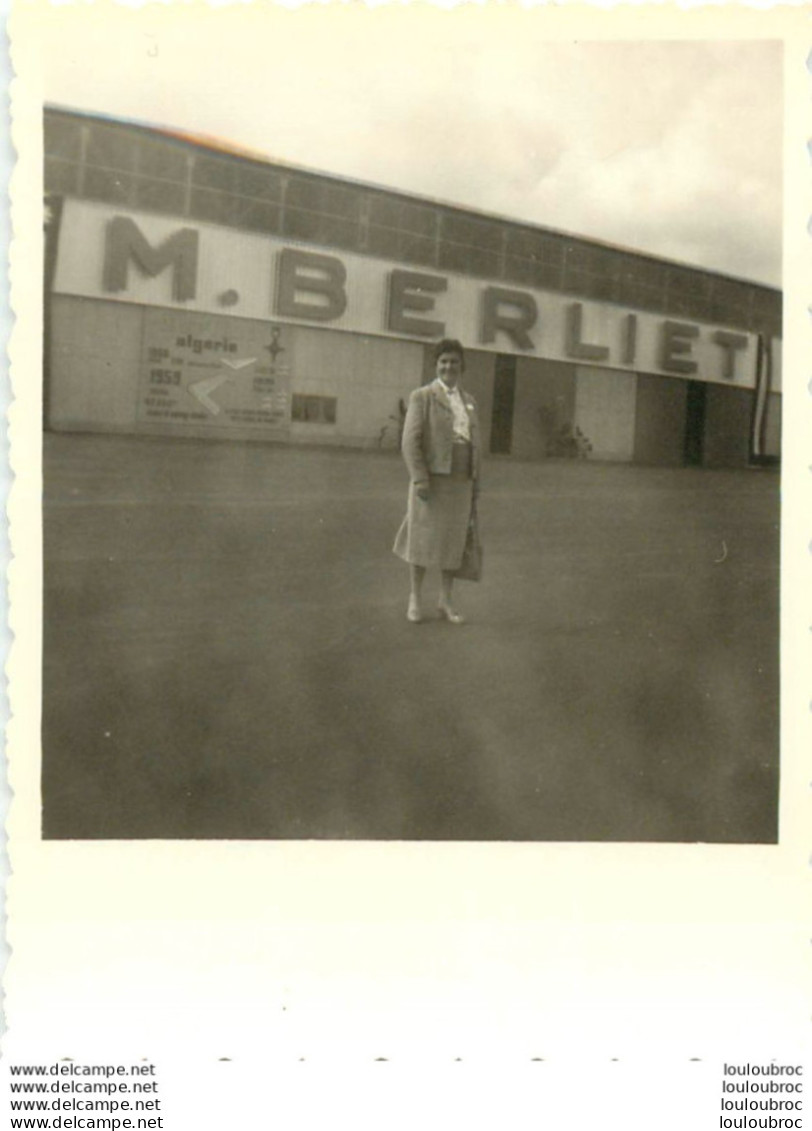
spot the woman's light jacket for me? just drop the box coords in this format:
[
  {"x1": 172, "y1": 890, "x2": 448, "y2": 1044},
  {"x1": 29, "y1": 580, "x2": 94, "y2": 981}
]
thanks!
[{"x1": 401, "y1": 382, "x2": 482, "y2": 485}]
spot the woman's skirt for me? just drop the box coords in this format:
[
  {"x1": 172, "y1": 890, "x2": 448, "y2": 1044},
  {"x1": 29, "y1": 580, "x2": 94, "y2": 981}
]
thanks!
[{"x1": 392, "y1": 443, "x2": 473, "y2": 570}]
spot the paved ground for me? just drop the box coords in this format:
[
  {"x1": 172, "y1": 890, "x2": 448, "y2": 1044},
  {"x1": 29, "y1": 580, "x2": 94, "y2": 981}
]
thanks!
[{"x1": 42, "y1": 433, "x2": 780, "y2": 842}]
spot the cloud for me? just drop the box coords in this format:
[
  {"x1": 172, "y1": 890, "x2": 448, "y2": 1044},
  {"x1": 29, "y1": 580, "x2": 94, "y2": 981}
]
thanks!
[
  {"x1": 467, "y1": 40, "x2": 783, "y2": 285},
  {"x1": 322, "y1": 39, "x2": 782, "y2": 285},
  {"x1": 41, "y1": 15, "x2": 782, "y2": 286}
]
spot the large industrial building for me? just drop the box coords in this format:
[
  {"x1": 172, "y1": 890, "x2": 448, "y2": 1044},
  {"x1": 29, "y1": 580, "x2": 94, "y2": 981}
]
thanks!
[{"x1": 44, "y1": 107, "x2": 781, "y2": 468}]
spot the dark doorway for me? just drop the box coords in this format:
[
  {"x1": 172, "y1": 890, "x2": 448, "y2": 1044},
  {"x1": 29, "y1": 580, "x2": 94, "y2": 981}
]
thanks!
[
  {"x1": 490, "y1": 354, "x2": 516, "y2": 454},
  {"x1": 683, "y1": 380, "x2": 707, "y2": 466}
]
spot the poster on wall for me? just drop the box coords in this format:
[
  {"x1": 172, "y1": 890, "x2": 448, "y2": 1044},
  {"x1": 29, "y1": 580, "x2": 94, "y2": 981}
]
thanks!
[{"x1": 138, "y1": 309, "x2": 292, "y2": 434}]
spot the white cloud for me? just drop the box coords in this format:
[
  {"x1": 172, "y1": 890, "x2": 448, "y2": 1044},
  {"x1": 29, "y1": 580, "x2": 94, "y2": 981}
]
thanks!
[{"x1": 40, "y1": 12, "x2": 782, "y2": 286}]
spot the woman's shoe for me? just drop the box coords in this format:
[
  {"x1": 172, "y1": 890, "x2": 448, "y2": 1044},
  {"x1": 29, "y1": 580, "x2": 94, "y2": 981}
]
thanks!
[
  {"x1": 407, "y1": 597, "x2": 423, "y2": 623},
  {"x1": 437, "y1": 603, "x2": 465, "y2": 625}
]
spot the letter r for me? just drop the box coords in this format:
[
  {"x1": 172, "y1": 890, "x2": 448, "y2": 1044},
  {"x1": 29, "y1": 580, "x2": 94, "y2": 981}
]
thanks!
[{"x1": 480, "y1": 287, "x2": 537, "y2": 350}]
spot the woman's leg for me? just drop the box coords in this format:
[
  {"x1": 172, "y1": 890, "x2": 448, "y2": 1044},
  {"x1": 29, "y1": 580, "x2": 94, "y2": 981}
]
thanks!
[
  {"x1": 439, "y1": 571, "x2": 464, "y2": 624},
  {"x1": 407, "y1": 564, "x2": 426, "y2": 622},
  {"x1": 439, "y1": 570, "x2": 454, "y2": 606}
]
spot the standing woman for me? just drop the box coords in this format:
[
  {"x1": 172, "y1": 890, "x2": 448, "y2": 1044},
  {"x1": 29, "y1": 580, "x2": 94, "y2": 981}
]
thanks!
[{"x1": 393, "y1": 339, "x2": 481, "y2": 624}]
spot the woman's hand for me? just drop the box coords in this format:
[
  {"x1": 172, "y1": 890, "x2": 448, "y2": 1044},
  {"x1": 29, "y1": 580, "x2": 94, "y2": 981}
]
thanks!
[{"x1": 415, "y1": 480, "x2": 430, "y2": 502}]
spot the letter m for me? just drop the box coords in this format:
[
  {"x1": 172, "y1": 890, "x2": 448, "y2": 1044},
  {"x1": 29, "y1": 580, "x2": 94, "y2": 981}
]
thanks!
[{"x1": 103, "y1": 216, "x2": 198, "y2": 301}]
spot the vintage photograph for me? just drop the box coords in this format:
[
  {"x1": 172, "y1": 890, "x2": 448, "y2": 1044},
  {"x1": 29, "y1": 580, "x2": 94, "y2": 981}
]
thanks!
[{"x1": 37, "y1": 16, "x2": 781, "y2": 843}]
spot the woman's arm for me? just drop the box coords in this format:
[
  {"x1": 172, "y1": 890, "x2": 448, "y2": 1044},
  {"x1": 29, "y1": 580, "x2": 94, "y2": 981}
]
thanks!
[
  {"x1": 401, "y1": 389, "x2": 430, "y2": 495},
  {"x1": 467, "y1": 393, "x2": 482, "y2": 497}
]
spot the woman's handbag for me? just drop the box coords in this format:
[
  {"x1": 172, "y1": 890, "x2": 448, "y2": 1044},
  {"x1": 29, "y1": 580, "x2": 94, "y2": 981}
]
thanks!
[{"x1": 454, "y1": 499, "x2": 483, "y2": 582}]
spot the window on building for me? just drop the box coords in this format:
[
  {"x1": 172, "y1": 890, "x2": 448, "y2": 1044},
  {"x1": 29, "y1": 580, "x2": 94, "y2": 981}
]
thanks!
[
  {"x1": 44, "y1": 115, "x2": 83, "y2": 160},
  {"x1": 86, "y1": 124, "x2": 140, "y2": 172},
  {"x1": 291, "y1": 395, "x2": 337, "y2": 424},
  {"x1": 137, "y1": 138, "x2": 189, "y2": 183},
  {"x1": 44, "y1": 158, "x2": 79, "y2": 195}
]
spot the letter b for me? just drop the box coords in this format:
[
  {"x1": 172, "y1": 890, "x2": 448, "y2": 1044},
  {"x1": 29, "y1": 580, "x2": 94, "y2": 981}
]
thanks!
[{"x1": 276, "y1": 249, "x2": 347, "y2": 322}]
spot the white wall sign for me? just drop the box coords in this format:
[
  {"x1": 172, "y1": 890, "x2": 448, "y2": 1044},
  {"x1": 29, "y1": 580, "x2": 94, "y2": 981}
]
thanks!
[{"x1": 52, "y1": 200, "x2": 772, "y2": 390}]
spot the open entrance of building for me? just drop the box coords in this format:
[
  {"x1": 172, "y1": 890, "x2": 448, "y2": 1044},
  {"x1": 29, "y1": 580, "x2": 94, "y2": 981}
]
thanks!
[
  {"x1": 490, "y1": 354, "x2": 516, "y2": 454},
  {"x1": 683, "y1": 380, "x2": 707, "y2": 466}
]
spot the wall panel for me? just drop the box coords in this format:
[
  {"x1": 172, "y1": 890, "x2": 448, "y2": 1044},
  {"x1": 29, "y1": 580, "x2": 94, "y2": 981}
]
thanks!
[
  {"x1": 293, "y1": 328, "x2": 424, "y2": 446},
  {"x1": 49, "y1": 296, "x2": 142, "y2": 430},
  {"x1": 513, "y1": 357, "x2": 576, "y2": 461},
  {"x1": 574, "y1": 366, "x2": 636, "y2": 461}
]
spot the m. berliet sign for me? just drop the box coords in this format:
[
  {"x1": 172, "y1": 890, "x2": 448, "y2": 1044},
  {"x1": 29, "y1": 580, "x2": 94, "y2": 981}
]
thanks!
[{"x1": 53, "y1": 199, "x2": 759, "y2": 388}]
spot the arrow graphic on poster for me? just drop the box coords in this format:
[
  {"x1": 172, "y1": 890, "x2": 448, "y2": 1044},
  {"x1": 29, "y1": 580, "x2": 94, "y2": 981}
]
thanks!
[
  {"x1": 189, "y1": 374, "x2": 231, "y2": 415},
  {"x1": 220, "y1": 357, "x2": 257, "y2": 371},
  {"x1": 188, "y1": 358, "x2": 258, "y2": 415}
]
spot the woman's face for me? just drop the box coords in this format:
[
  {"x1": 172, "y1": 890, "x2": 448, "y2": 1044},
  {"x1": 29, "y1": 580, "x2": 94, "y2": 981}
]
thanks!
[{"x1": 436, "y1": 351, "x2": 463, "y2": 387}]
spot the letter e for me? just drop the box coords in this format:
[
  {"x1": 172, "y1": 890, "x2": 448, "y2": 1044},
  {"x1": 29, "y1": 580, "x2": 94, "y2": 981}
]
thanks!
[
  {"x1": 661, "y1": 320, "x2": 699, "y2": 374},
  {"x1": 387, "y1": 270, "x2": 447, "y2": 337}
]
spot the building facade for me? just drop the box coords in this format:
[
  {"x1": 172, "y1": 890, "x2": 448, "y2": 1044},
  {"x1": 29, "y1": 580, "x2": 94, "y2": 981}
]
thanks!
[{"x1": 44, "y1": 107, "x2": 782, "y2": 467}]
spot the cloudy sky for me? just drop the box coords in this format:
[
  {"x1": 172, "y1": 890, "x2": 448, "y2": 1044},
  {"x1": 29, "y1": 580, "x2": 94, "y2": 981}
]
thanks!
[{"x1": 36, "y1": 7, "x2": 782, "y2": 286}]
